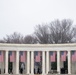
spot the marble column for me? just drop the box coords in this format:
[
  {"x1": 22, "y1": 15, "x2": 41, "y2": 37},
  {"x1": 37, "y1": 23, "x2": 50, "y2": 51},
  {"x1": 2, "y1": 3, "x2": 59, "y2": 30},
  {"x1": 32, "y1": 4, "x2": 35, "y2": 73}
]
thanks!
[
  {"x1": 5, "y1": 51, "x2": 8, "y2": 74},
  {"x1": 46, "y1": 51, "x2": 49, "y2": 74},
  {"x1": 68, "y1": 51, "x2": 71, "y2": 74},
  {"x1": 27, "y1": 51, "x2": 30, "y2": 74},
  {"x1": 1, "y1": 51, "x2": 5, "y2": 74},
  {"x1": 25, "y1": 52, "x2": 27, "y2": 73},
  {"x1": 57, "y1": 51, "x2": 60, "y2": 74},
  {"x1": 42, "y1": 51, "x2": 45, "y2": 74},
  {"x1": 16, "y1": 51, "x2": 19, "y2": 74},
  {"x1": 31, "y1": 51, "x2": 34, "y2": 74},
  {"x1": 13, "y1": 52, "x2": 16, "y2": 74}
]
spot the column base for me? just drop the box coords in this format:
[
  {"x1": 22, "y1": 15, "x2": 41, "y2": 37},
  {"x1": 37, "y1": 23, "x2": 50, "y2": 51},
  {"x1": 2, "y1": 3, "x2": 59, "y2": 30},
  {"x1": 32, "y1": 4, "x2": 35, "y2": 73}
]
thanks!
[
  {"x1": 5, "y1": 73, "x2": 8, "y2": 74},
  {"x1": 29, "y1": 73, "x2": 34, "y2": 75},
  {"x1": 42, "y1": 73, "x2": 46, "y2": 75}
]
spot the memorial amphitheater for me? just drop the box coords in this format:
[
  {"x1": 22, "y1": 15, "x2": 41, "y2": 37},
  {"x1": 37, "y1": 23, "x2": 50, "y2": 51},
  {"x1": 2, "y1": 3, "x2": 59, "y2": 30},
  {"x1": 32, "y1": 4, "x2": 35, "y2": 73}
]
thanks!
[{"x1": 0, "y1": 43, "x2": 76, "y2": 75}]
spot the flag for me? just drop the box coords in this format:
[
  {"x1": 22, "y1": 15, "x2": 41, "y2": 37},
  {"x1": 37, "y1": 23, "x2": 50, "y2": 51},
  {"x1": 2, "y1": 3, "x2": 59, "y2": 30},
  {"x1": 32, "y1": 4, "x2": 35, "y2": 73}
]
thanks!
[
  {"x1": 61, "y1": 51, "x2": 67, "y2": 61},
  {"x1": 9, "y1": 51, "x2": 15, "y2": 62},
  {"x1": 0, "y1": 51, "x2": 4, "y2": 62},
  {"x1": 35, "y1": 51, "x2": 41, "y2": 62},
  {"x1": 72, "y1": 51, "x2": 76, "y2": 62},
  {"x1": 50, "y1": 51, "x2": 56, "y2": 62},
  {"x1": 20, "y1": 51, "x2": 26, "y2": 62}
]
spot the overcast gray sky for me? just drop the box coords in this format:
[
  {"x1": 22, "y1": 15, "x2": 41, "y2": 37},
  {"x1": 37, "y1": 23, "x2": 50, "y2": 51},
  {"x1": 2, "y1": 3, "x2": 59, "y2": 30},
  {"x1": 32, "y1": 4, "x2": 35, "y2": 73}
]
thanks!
[{"x1": 0, "y1": 0, "x2": 76, "y2": 39}]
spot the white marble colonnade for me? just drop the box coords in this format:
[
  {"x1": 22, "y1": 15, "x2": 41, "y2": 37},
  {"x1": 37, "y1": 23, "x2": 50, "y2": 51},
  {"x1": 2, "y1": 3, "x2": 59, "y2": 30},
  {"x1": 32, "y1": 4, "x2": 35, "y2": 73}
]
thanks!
[
  {"x1": 3, "y1": 50, "x2": 71, "y2": 75},
  {"x1": 0, "y1": 43, "x2": 76, "y2": 75}
]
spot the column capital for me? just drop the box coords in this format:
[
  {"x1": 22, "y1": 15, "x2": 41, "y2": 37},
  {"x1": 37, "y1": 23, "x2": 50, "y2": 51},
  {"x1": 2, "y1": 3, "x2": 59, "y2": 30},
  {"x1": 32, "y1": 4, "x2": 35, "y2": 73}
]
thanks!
[
  {"x1": 31, "y1": 51, "x2": 34, "y2": 52},
  {"x1": 6, "y1": 50, "x2": 8, "y2": 52},
  {"x1": 68, "y1": 50, "x2": 71, "y2": 52},
  {"x1": 57, "y1": 50, "x2": 60, "y2": 53},
  {"x1": 27, "y1": 51, "x2": 31, "y2": 52},
  {"x1": 46, "y1": 51, "x2": 49, "y2": 52}
]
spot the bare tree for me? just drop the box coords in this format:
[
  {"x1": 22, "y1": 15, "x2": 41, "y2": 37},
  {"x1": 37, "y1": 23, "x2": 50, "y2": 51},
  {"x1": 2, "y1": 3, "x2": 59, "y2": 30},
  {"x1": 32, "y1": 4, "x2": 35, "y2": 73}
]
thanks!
[
  {"x1": 23, "y1": 35, "x2": 37, "y2": 44},
  {"x1": 1, "y1": 19, "x2": 76, "y2": 44},
  {"x1": 34, "y1": 24, "x2": 49, "y2": 44},
  {"x1": 49, "y1": 19, "x2": 76, "y2": 43},
  {"x1": 34, "y1": 19, "x2": 76, "y2": 44},
  {"x1": 0, "y1": 40, "x2": 5, "y2": 43},
  {"x1": 3, "y1": 32, "x2": 23, "y2": 44}
]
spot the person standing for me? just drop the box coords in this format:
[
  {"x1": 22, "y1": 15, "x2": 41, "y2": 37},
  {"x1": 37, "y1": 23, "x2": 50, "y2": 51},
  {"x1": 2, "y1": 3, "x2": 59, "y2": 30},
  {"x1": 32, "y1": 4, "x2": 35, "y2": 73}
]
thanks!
[{"x1": 21, "y1": 63, "x2": 25, "y2": 74}]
